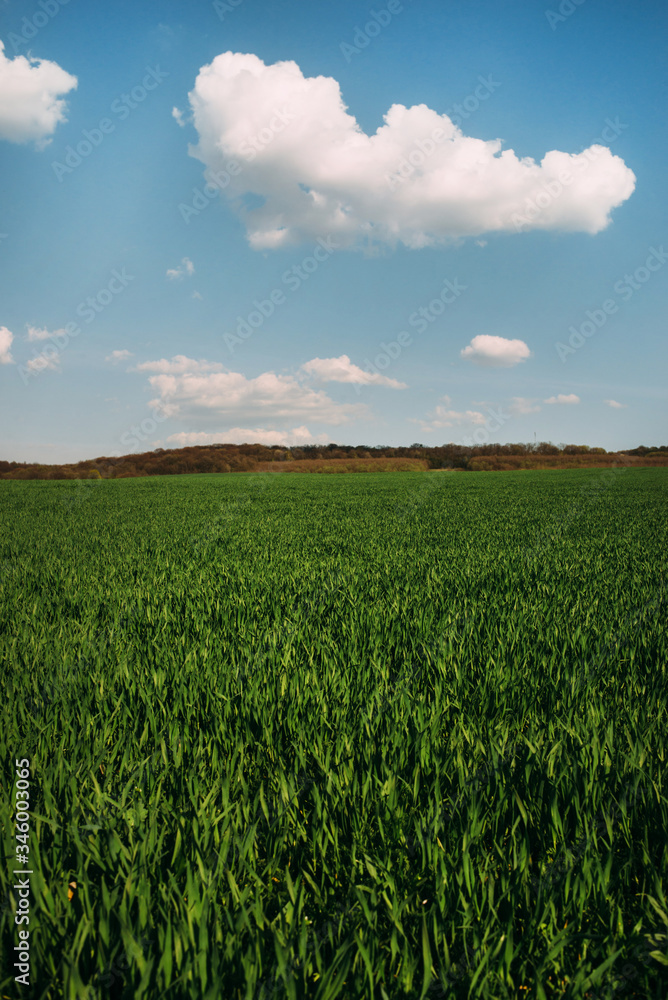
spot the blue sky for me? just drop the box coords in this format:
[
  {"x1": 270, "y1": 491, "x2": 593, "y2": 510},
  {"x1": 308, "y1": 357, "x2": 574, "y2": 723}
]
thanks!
[{"x1": 0, "y1": 0, "x2": 665, "y2": 463}]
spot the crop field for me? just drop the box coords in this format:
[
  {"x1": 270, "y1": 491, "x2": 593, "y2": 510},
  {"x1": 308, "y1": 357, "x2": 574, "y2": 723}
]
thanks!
[{"x1": 1, "y1": 467, "x2": 667, "y2": 999}]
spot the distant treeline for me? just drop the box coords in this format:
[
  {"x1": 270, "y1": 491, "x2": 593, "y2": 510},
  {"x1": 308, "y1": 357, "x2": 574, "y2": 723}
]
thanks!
[{"x1": 1, "y1": 442, "x2": 667, "y2": 480}]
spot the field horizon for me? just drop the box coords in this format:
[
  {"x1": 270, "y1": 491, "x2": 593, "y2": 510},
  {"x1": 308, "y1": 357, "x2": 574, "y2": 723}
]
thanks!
[{"x1": 2, "y1": 441, "x2": 668, "y2": 482}]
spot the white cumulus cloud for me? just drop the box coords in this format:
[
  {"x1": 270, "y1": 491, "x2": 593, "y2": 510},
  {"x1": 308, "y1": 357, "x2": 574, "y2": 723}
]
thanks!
[
  {"x1": 134, "y1": 355, "x2": 223, "y2": 375},
  {"x1": 26, "y1": 325, "x2": 67, "y2": 342},
  {"x1": 509, "y1": 396, "x2": 541, "y2": 415},
  {"x1": 544, "y1": 393, "x2": 580, "y2": 405},
  {"x1": 185, "y1": 51, "x2": 636, "y2": 251},
  {"x1": 135, "y1": 355, "x2": 367, "y2": 426},
  {"x1": 105, "y1": 349, "x2": 134, "y2": 363},
  {"x1": 413, "y1": 395, "x2": 488, "y2": 433},
  {"x1": 26, "y1": 352, "x2": 59, "y2": 373},
  {"x1": 166, "y1": 425, "x2": 327, "y2": 447},
  {"x1": 300, "y1": 354, "x2": 406, "y2": 388},
  {"x1": 460, "y1": 335, "x2": 531, "y2": 368},
  {"x1": 166, "y1": 257, "x2": 195, "y2": 280},
  {"x1": 0, "y1": 40, "x2": 77, "y2": 148},
  {"x1": 0, "y1": 325, "x2": 14, "y2": 364},
  {"x1": 604, "y1": 399, "x2": 627, "y2": 409}
]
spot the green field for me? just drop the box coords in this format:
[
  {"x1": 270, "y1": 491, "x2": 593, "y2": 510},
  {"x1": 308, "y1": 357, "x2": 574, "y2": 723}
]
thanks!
[{"x1": 1, "y1": 468, "x2": 667, "y2": 999}]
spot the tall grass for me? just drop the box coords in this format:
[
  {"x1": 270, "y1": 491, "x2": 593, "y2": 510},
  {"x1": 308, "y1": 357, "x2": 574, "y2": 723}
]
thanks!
[{"x1": 1, "y1": 469, "x2": 667, "y2": 998}]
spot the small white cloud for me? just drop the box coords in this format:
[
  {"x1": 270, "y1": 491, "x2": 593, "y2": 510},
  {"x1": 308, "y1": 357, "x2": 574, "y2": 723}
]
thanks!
[
  {"x1": 133, "y1": 355, "x2": 224, "y2": 375},
  {"x1": 413, "y1": 395, "x2": 487, "y2": 432},
  {"x1": 509, "y1": 396, "x2": 541, "y2": 415},
  {"x1": 172, "y1": 106, "x2": 186, "y2": 127},
  {"x1": 166, "y1": 425, "x2": 326, "y2": 447},
  {"x1": 192, "y1": 290, "x2": 203, "y2": 300},
  {"x1": 460, "y1": 335, "x2": 531, "y2": 368},
  {"x1": 0, "y1": 325, "x2": 14, "y2": 364},
  {"x1": 604, "y1": 399, "x2": 627, "y2": 409},
  {"x1": 166, "y1": 257, "x2": 195, "y2": 280},
  {"x1": 300, "y1": 354, "x2": 406, "y2": 388},
  {"x1": 0, "y1": 40, "x2": 77, "y2": 148},
  {"x1": 26, "y1": 352, "x2": 59, "y2": 373},
  {"x1": 544, "y1": 393, "x2": 580, "y2": 405},
  {"x1": 26, "y1": 325, "x2": 67, "y2": 342},
  {"x1": 105, "y1": 349, "x2": 134, "y2": 363}
]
